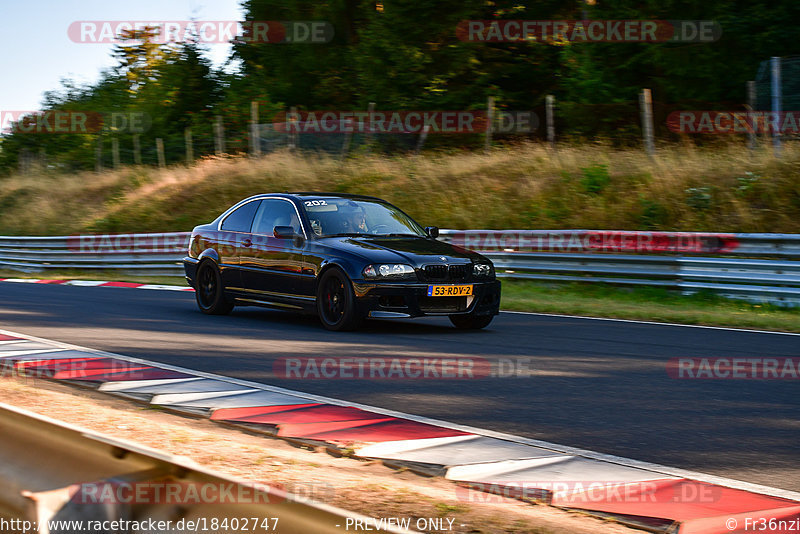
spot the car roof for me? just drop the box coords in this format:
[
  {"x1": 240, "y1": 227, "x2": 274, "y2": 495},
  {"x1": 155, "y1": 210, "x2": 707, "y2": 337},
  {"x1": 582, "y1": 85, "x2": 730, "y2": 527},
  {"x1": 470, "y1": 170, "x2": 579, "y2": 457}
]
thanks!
[{"x1": 243, "y1": 192, "x2": 385, "y2": 202}]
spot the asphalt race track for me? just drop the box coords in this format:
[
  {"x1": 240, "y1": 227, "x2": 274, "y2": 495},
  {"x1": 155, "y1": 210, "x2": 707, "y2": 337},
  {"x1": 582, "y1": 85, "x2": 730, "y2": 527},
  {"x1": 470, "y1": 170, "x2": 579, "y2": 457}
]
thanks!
[{"x1": 1, "y1": 282, "x2": 798, "y2": 491}]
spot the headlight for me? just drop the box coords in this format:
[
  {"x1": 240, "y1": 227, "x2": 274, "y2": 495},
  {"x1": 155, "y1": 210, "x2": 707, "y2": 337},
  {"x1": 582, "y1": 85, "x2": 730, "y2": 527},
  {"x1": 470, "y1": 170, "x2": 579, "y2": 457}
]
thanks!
[
  {"x1": 363, "y1": 264, "x2": 416, "y2": 280},
  {"x1": 473, "y1": 263, "x2": 493, "y2": 277}
]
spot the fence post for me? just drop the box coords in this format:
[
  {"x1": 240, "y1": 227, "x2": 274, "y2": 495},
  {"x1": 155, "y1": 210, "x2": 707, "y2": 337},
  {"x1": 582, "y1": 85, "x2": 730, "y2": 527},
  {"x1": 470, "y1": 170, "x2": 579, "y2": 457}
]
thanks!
[
  {"x1": 341, "y1": 119, "x2": 353, "y2": 157},
  {"x1": 156, "y1": 138, "x2": 165, "y2": 168},
  {"x1": 132, "y1": 134, "x2": 142, "y2": 165},
  {"x1": 485, "y1": 96, "x2": 494, "y2": 152},
  {"x1": 747, "y1": 81, "x2": 756, "y2": 150},
  {"x1": 365, "y1": 102, "x2": 376, "y2": 149},
  {"x1": 288, "y1": 106, "x2": 298, "y2": 151},
  {"x1": 214, "y1": 116, "x2": 224, "y2": 156},
  {"x1": 545, "y1": 94, "x2": 555, "y2": 148},
  {"x1": 111, "y1": 138, "x2": 120, "y2": 169},
  {"x1": 415, "y1": 125, "x2": 430, "y2": 155},
  {"x1": 95, "y1": 136, "x2": 103, "y2": 172},
  {"x1": 771, "y1": 56, "x2": 782, "y2": 157},
  {"x1": 639, "y1": 88, "x2": 655, "y2": 157},
  {"x1": 250, "y1": 101, "x2": 261, "y2": 157},
  {"x1": 185, "y1": 128, "x2": 193, "y2": 163}
]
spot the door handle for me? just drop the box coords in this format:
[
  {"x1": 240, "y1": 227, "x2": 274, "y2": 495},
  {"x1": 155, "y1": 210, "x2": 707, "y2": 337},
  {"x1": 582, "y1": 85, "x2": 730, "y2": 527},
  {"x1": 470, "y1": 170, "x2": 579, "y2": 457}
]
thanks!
[{"x1": 242, "y1": 239, "x2": 252, "y2": 247}]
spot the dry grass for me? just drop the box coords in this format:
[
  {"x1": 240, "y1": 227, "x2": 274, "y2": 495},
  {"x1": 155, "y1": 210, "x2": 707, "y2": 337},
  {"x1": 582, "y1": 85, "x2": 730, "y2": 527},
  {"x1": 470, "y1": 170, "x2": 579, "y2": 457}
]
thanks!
[{"x1": 1, "y1": 142, "x2": 799, "y2": 235}]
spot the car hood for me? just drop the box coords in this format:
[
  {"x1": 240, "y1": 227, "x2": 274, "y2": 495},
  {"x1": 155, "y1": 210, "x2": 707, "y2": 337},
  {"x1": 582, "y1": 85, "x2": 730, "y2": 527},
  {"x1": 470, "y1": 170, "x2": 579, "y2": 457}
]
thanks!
[{"x1": 322, "y1": 236, "x2": 487, "y2": 265}]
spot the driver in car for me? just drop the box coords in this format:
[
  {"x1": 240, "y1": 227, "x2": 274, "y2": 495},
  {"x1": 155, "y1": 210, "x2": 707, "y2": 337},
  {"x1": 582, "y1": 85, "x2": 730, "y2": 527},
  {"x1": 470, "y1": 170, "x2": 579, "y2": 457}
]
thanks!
[{"x1": 341, "y1": 204, "x2": 368, "y2": 233}]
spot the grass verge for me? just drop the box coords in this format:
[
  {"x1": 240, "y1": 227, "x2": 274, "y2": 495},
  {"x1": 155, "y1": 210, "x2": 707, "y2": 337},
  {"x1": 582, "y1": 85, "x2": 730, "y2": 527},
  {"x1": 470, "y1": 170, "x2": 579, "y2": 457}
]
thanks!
[
  {"x1": 501, "y1": 280, "x2": 800, "y2": 333},
  {"x1": 2, "y1": 269, "x2": 798, "y2": 333}
]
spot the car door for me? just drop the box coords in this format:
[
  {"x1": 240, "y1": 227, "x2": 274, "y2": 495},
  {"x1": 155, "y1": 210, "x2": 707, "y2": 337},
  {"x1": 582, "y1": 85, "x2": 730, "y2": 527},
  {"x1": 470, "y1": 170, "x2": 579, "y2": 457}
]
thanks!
[
  {"x1": 216, "y1": 199, "x2": 261, "y2": 289},
  {"x1": 240, "y1": 198, "x2": 307, "y2": 300}
]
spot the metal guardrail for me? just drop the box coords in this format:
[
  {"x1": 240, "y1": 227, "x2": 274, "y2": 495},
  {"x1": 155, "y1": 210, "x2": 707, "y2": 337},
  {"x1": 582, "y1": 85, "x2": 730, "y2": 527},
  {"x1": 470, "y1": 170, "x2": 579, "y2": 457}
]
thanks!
[
  {"x1": 1, "y1": 230, "x2": 799, "y2": 305},
  {"x1": 0, "y1": 232, "x2": 190, "y2": 276},
  {"x1": 438, "y1": 230, "x2": 800, "y2": 306},
  {"x1": 0, "y1": 403, "x2": 415, "y2": 533}
]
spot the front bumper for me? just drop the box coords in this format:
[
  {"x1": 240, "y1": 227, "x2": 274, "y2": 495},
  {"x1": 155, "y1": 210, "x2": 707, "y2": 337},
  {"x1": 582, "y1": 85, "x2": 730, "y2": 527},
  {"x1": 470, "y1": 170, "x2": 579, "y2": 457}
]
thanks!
[
  {"x1": 352, "y1": 280, "x2": 501, "y2": 318},
  {"x1": 183, "y1": 257, "x2": 199, "y2": 288}
]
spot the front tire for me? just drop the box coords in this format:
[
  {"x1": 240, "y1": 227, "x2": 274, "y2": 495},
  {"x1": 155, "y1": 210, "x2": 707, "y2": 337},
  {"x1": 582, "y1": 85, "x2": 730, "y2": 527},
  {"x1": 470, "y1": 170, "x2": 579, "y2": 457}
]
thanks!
[
  {"x1": 195, "y1": 261, "x2": 234, "y2": 315},
  {"x1": 449, "y1": 313, "x2": 493, "y2": 330},
  {"x1": 316, "y1": 268, "x2": 362, "y2": 331}
]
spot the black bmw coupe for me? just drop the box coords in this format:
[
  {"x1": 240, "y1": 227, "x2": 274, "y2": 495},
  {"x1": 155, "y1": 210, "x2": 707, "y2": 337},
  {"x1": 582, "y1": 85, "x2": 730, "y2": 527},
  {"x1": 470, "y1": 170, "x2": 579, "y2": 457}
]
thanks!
[{"x1": 184, "y1": 193, "x2": 500, "y2": 331}]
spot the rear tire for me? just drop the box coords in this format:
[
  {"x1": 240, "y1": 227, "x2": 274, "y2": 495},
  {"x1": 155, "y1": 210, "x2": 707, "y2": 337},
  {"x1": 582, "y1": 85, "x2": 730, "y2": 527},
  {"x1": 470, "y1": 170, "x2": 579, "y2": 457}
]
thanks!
[
  {"x1": 449, "y1": 313, "x2": 493, "y2": 330},
  {"x1": 195, "y1": 261, "x2": 234, "y2": 315},
  {"x1": 316, "y1": 268, "x2": 362, "y2": 331}
]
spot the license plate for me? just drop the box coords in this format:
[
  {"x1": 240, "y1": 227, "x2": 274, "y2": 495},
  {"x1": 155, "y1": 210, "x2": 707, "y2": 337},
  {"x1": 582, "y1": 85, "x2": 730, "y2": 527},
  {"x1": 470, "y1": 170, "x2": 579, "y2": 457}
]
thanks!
[{"x1": 427, "y1": 285, "x2": 473, "y2": 297}]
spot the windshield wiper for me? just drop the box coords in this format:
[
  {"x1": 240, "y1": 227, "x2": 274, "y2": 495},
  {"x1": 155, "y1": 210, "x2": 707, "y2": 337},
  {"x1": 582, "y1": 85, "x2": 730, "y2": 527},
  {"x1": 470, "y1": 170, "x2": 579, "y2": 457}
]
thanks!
[{"x1": 378, "y1": 233, "x2": 421, "y2": 237}]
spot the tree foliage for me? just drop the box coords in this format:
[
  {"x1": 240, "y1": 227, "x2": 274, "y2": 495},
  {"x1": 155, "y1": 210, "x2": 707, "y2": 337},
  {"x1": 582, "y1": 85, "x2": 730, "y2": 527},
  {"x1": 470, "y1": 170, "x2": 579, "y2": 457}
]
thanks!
[{"x1": 2, "y1": 0, "x2": 800, "y2": 173}]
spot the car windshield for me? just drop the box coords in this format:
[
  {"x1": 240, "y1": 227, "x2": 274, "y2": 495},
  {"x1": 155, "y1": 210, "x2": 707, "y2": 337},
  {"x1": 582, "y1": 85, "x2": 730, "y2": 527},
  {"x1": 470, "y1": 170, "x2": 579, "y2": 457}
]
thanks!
[{"x1": 301, "y1": 198, "x2": 426, "y2": 238}]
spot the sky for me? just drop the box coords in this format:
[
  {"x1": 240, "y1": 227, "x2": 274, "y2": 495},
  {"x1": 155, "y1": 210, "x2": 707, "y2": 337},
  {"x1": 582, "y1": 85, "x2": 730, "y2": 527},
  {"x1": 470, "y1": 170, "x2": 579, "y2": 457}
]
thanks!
[{"x1": 0, "y1": 0, "x2": 245, "y2": 112}]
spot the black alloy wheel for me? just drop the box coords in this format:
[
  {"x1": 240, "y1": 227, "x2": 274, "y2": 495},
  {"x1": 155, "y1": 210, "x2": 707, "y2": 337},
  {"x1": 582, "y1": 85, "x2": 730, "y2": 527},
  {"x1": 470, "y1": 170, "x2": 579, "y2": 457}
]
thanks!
[
  {"x1": 195, "y1": 261, "x2": 234, "y2": 315},
  {"x1": 317, "y1": 268, "x2": 362, "y2": 331}
]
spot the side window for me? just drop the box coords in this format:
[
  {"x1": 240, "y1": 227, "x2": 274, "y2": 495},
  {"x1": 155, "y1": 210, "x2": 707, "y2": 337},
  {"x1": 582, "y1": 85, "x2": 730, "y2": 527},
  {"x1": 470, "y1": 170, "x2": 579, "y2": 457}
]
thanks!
[
  {"x1": 252, "y1": 199, "x2": 302, "y2": 235},
  {"x1": 220, "y1": 200, "x2": 260, "y2": 232}
]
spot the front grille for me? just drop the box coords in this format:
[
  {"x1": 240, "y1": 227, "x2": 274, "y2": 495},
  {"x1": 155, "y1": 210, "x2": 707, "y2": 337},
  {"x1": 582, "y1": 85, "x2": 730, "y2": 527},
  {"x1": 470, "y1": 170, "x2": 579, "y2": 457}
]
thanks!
[
  {"x1": 418, "y1": 296, "x2": 468, "y2": 313},
  {"x1": 424, "y1": 264, "x2": 448, "y2": 281},
  {"x1": 423, "y1": 263, "x2": 470, "y2": 282},
  {"x1": 448, "y1": 264, "x2": 468, "y2": 281}
]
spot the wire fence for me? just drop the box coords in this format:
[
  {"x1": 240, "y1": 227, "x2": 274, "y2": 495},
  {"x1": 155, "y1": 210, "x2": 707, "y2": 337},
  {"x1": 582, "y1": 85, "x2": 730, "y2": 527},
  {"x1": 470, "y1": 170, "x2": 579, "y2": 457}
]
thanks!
[{"x1": 10, "y1": 55, "x2": 800, "y2": 173}]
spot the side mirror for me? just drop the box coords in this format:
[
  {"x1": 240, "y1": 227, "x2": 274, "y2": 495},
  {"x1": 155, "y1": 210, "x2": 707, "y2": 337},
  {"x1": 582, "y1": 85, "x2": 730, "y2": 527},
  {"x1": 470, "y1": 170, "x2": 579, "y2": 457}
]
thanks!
[
  {"x1": 425, "y1": 226, "x2": 439, "y2": 239},
  {"x1": 274, "y1": 226, "x2": 299, "y2": 239}
]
